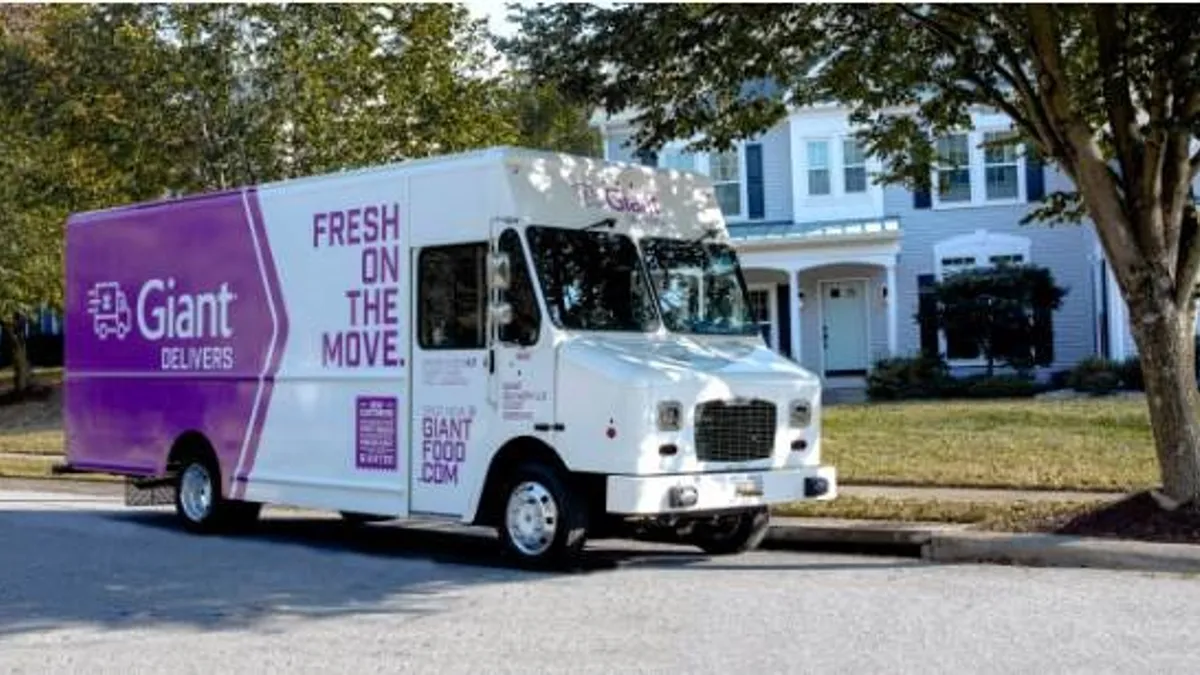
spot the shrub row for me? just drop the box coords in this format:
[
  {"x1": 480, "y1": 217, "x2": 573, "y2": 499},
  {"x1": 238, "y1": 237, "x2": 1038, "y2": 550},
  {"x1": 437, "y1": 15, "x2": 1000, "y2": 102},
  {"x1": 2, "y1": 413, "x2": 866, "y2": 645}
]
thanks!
[
  {"x1": 865, "y1": 355, "x2": 1045, "y2": 401},
  {"x1": 869, "y1": 337, "x2": 1200, "y2": 402}
]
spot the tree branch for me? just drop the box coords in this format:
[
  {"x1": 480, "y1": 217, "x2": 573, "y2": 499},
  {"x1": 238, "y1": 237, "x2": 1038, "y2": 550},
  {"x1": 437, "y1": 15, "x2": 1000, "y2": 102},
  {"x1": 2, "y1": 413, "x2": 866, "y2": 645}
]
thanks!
[
  {"x1": 1094, "y1": 6, "x2": 1142, "y2": 198},
  {"x1": 1175, "y1": 207, "x2": 1200, "y2": 307},
  {"x1": 1026, "y1": 5, "x2": 1147, "y2": 281},
  {"x1": 895, "y1": 6, "x2": 1058, "y2": 158}
]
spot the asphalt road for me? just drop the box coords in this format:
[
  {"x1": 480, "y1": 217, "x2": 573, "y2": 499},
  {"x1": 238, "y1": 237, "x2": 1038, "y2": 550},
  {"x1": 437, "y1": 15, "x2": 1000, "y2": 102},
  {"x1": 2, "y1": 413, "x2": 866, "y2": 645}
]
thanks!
[{"x1": 1, "y1": 488, "x2": 1199, "y2": 674}]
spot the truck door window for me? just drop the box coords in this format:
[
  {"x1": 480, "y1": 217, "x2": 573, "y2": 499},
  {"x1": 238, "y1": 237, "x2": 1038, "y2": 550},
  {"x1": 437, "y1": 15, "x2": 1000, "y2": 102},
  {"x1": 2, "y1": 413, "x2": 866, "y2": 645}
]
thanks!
[
  {"x1": 417, "y1": 243, "x2": 487, "y2": 349},
  {"x1": 497, "y1": 229, "x2": 541, "y2": 346}
]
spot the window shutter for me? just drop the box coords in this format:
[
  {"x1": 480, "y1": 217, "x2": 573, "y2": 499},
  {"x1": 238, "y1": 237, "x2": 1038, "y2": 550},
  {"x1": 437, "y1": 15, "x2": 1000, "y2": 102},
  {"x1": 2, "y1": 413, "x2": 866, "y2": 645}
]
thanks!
[
  {"x1": 1025, "y1": 145, "x2": 1045, "y2": 202},
  {"x1": 917, "y1": 274, "x2": 939, "y2": 357},
  {"x1": 776, "y1": 282, "x2": 792, "y2": 358},
  {"x1": 913, "y1": 186, "x2": 932, "y2": 210},
  {"x1": 746, "y1": 143, "x2": 765, "y2": 220},
  {"x1": 1033, "y1": 304, "x2": 1055, "y2": 366}
]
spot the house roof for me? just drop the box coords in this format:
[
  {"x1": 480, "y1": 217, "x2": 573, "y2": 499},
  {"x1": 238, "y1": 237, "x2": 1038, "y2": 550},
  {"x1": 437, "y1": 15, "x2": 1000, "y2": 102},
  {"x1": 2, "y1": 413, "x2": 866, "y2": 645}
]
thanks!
[{"x1": 727, "y1": 217, "x2": 901, "y2": 244}]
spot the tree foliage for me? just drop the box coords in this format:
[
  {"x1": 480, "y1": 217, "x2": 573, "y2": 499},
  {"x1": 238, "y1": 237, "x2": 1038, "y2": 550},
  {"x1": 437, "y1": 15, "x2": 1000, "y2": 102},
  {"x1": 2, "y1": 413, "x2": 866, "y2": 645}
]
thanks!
[
  {"x1": 930, "y1": 265, "x2": 1067, "y2": 376},
  {"x1": 504, "y1": 3, "x2": 1200, "y2": 503},
  {"x1": 0, "y1": 3, "x2": 596, "y2": 393}
]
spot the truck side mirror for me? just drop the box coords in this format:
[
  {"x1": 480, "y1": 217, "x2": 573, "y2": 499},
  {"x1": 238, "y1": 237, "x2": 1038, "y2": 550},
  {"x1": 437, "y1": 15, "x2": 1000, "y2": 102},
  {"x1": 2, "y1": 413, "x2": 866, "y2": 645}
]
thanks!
[
  {"x1": 489, "y1": 252, "x2": 512, "y2": 291},
  {"x1": 490, "y1": 302, "x2": 514, "y2": 326}
]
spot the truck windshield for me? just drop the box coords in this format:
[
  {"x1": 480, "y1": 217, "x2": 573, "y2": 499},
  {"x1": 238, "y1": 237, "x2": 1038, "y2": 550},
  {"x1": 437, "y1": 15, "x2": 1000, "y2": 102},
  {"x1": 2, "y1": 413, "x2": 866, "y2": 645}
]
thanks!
[
  {"x1": 525, "y1": 225, "x2": 660, "y2": 332},
  {"x1": 640, "y1": 237, "x2": 760, "y2": 336}
]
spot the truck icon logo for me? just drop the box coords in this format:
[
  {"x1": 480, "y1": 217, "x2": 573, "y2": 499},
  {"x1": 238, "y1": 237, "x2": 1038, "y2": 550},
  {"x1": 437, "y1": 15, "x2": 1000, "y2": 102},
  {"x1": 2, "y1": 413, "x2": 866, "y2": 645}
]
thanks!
[{"x1": 86, "y1": 282, "x2": 133, "y2": 340}]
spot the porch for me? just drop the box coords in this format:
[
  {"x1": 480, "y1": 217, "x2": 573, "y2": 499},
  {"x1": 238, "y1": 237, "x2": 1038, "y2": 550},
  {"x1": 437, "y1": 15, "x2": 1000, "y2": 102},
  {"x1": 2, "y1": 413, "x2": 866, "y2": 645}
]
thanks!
[{"x1": 730, "y1": 218, "x2": 902, "y2": 392}]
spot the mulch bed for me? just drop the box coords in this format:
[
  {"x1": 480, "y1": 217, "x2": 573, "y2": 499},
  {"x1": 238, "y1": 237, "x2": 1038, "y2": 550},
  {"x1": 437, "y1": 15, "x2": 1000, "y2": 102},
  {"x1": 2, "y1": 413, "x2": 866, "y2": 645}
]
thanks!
[
  {"x1": 1025, "y1": 490, "x2": 1200, "y2": 545},
  {"x1": 0, "y1": 384, "x2": 55, "y2": 408}
]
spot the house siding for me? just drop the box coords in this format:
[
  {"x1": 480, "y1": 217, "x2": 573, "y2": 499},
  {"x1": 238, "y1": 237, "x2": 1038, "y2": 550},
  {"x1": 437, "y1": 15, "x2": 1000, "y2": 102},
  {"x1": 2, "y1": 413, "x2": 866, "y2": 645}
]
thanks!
[
  {"x1": 604, "y1": 129, "x2": 637, "y2": 163},
  {"x1": 756, "y1": 122, "x2": 793, "y2": 224},
  {"x1": 594, "y1": 104, "x2": 1139, "y2": 376},
  {"x1": 884, "y1": 165, "x2": 1097, "y2": 371}
]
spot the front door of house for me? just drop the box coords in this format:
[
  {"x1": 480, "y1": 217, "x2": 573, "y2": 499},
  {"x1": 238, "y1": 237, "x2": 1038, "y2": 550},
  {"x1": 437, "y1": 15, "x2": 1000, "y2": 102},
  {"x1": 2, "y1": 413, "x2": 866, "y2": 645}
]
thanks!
[{"x1": 821, "y1": 279, "x2": 868, "y2": 375}]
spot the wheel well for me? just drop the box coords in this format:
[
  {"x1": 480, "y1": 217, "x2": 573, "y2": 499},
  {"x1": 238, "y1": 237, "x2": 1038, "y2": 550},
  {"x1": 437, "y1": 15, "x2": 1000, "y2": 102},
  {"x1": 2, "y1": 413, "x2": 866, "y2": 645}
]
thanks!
[
  {"x1": 473, "y1": 436, "x2": 583, "y2": 527},
  {"x1": 166, "y1": 431, "x2": 217, "y2": 476}
]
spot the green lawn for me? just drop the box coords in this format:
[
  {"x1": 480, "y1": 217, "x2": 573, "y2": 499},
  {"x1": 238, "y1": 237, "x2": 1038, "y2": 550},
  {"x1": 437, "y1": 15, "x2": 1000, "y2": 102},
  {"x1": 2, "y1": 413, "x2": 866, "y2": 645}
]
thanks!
[
  {"x1": 0, "y1": 375, "x2": 1165, "y2": 493},
  {"x1": 820, "y1": 396, "x2": 1160, "y2": 492}
]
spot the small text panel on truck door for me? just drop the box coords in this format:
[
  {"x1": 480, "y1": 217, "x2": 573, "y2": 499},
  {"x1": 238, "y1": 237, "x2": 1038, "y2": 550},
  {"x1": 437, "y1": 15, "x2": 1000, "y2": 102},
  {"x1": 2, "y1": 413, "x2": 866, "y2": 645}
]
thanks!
[
  {"x1": 489, "y1": 226, "x2": 558, "y2": 441},
  {"x1": 409, "y1": 242, "x2": 491, "y2": 518}
]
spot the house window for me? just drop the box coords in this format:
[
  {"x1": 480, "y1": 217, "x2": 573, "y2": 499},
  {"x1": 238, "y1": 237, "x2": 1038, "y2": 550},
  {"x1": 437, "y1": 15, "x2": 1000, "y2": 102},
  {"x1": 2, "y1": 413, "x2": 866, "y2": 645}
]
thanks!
[
  {"x1": 990, "y1": 253, "x2": 1024, "y2": 265},
  {"x1": 843, "y1": 138, "x2": 867, "y2": 193},
  {"x1": 940, "y1": 256, "x2": 977, "y2": 271},
  {"x1": 984, "y1": 131, "x2": 1020, "y2": 201},
  {"x1": 806, "y1": 140, "x2": 831, "y2": 195},
  {"x1": 747, "y1": 288, "x2": 772, "y2": 346},
  {"x1": 661, "y1": 149, "x2": 697, "y2": 172},
  {"x1": 935, "y1": 134, "x2": 971, "y2": 203},
  {"x1": 932, "y1": 231, "x2": 1035, "y2": 364},
  {"x1": 710, "y1": 149, "x2": 742, "y2": 216},
  {"x1": 417, "y1": 242, "x2": 487, "y2": 349}
]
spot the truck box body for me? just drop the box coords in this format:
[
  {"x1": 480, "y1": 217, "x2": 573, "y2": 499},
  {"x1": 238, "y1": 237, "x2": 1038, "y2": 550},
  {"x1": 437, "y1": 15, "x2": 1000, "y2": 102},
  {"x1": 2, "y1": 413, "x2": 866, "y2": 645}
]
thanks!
[{"x1": 64, "y1": 147, "x2": 835, "y2": 560}]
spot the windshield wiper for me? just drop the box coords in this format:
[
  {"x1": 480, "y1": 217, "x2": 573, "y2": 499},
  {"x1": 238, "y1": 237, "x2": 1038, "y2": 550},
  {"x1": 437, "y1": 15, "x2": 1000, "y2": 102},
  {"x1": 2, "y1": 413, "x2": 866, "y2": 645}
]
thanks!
[
  {"x1": 692, "y1": 227, "x2": 720, "y2": 243},
  {"x1": 584, "y1": 217, "x2": 616, "y2": 231}
]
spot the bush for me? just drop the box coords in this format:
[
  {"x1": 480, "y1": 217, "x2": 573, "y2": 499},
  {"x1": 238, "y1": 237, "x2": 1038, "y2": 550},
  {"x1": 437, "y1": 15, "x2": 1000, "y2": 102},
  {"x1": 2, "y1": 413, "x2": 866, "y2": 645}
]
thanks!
[
  {"x1": 956, "y1": 374, "x2": 1043, "y2": 399},
  {"x1": 865, "y1": 355, "x2": 952, "y2": 401},
  {"x1": 1047, "y1": 369, "x2": 1072, "y2": 390},
  {"x1": 1067, "y1": 356, "x2": 1123, "y2": 395},
  {"x1": 1115, "y1": 357, "x2": 1144, "y2": 391},
  {"x1": 866, "y1": 356, "x2": 1042, "y2": 401}
]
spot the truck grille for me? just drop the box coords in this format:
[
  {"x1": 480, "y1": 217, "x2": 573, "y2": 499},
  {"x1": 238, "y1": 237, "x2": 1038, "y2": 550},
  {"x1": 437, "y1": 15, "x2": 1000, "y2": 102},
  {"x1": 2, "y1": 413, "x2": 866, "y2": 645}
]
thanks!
[{"x1": 693, "y1": 399, "x2": 777, "y2": 462}]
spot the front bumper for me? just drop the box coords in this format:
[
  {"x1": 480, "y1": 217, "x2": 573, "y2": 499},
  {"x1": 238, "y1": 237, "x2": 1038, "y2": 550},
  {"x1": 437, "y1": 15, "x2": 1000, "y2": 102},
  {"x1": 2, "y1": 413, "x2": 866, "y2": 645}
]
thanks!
[{"x1": 605, "y1": 465, "x2": 837, "y2": 515}]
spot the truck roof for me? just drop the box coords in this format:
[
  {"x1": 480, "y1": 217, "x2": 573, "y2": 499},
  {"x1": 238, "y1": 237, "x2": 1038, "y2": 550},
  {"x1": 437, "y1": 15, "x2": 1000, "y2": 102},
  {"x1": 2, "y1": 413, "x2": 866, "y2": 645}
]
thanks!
[{"x1": 65, "y1": 146, "x2": 679, "y2": 225}]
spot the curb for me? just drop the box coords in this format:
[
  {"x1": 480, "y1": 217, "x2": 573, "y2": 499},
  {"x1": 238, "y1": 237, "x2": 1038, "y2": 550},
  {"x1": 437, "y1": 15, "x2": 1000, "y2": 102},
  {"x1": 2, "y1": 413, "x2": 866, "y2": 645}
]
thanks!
[{"x1": 766, "y1": 518, "x2": 1200, "y2": 575}]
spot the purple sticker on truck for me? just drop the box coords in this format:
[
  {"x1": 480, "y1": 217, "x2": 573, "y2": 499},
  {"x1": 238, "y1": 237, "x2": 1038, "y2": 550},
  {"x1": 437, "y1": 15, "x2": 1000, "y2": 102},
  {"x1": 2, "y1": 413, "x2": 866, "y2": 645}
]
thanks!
[
  {"x1": 63, "y1": 188, "x2": 289, "y2": 498},
  {"x1": 356, "y1": 396, "x2": 399, "y2": 471}
]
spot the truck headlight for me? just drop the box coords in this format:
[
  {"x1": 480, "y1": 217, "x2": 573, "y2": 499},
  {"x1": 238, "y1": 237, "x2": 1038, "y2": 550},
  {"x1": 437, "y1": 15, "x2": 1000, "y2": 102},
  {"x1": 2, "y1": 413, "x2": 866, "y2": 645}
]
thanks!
[
  {"x1": 789, "y1": 400, "x2": 812, "y2": 427},
  {"x1": 657, "y1": 401, "x2": 683, "y2": 431}
]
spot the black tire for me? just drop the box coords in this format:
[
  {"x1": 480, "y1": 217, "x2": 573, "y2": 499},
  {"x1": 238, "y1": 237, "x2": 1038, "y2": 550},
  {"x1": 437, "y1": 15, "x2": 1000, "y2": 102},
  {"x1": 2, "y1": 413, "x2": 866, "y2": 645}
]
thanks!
[
  {"x1": 173, "y1": 453, "x2": 260, "y2": 534},
  {"x1": 495, "y1": 462, "x2": 588, "y2": 568},
  {"x1": 688, "y1": 507, "x2": 771, "y2": 555},
  {"x1": 340, "y1": 511, "x2": 392, "y2": 526}
]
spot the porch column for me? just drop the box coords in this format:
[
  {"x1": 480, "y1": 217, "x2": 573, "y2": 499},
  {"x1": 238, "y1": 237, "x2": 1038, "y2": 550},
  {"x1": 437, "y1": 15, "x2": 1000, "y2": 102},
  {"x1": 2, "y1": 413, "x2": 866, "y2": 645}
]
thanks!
[
  {"x1": 886, "y1": 262, "x2": 898, "y2": 356},
  {"x1": 789, "y1": 268, "x2": 802, "y2": 364}
]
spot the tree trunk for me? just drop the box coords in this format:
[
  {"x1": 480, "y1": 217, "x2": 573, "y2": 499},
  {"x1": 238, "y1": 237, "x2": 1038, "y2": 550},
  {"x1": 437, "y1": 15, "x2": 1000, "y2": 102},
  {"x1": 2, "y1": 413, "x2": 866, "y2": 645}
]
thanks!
[
  {"x1": 0, "y1": 319, "x2": 31, "y2": 394},
  {"x1": 1128, "y1": 298, "x2": 1200, "y2": 505}
]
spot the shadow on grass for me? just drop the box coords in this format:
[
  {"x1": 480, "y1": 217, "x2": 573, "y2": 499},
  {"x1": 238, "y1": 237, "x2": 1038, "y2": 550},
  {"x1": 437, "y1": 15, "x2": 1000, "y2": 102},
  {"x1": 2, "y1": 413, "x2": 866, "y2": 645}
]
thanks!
[{"x1": 0, "y1": 506, "x2": 923, "y2": 638}]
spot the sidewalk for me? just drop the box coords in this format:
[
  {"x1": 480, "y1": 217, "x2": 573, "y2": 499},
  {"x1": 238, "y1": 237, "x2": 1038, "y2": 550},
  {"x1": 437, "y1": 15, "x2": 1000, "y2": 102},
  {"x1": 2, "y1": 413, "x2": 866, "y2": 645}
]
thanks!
[{"x1": 765, "y1": 516, "x2": 1200, "y2": 576}]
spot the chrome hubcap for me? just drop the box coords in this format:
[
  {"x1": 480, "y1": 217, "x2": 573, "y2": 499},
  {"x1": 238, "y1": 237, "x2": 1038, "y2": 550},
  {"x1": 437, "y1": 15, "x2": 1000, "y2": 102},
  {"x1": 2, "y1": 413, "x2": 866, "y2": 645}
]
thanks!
[
  {"x1": 180, "y1": 464, "x2": 213, "y2": 522},
  {"x1": 505, "y1": 481, "x2": 558, "y2": 556}
]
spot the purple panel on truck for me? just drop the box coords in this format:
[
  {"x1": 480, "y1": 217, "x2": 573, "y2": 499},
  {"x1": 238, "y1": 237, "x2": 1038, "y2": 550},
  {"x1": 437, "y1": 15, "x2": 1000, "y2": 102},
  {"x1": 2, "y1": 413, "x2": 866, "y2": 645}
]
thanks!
[{"x1": 64, "y1": 188, "x2": 288, "y2": 498}]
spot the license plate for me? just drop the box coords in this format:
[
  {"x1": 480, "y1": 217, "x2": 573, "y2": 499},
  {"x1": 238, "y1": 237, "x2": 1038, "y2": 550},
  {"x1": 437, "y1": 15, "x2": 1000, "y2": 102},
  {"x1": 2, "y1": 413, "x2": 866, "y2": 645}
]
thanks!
[{"x1": 734, "y1": 476, "x2": 763, "y2": 497}]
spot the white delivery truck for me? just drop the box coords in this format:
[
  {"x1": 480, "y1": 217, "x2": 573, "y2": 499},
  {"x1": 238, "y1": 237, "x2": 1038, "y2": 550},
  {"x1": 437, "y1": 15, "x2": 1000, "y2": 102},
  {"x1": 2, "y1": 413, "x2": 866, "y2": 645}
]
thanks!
[{"x1": 61, "y1": 147, "x2": 836, "y2": 566}]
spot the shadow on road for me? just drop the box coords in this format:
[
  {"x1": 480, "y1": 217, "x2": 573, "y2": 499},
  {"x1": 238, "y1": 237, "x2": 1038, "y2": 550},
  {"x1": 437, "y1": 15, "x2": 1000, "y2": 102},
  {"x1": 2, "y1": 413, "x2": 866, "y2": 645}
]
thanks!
[{"x1": 0, "y1": 506, "x2": 924, "y2": 639}]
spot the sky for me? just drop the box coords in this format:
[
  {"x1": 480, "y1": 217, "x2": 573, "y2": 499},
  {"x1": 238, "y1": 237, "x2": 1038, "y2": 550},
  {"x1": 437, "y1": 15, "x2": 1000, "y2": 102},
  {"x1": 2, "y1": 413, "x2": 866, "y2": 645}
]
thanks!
[{"x1": 463, "y1": 0, "x2": 525, "y2": 39}]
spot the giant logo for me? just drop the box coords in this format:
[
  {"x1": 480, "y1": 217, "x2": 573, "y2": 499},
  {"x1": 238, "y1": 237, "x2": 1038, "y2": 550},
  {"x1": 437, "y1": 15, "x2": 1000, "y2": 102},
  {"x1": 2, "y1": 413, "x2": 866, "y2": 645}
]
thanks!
[
  {"x1": 86, "y1": 278, "x2": 239, "y2": 371},
  {"x1": 571, "y1": 180, "x2": 663, "y2": 216},
  {"x1": 87, "y1": 278, "x2": 237, "y2": 341}
]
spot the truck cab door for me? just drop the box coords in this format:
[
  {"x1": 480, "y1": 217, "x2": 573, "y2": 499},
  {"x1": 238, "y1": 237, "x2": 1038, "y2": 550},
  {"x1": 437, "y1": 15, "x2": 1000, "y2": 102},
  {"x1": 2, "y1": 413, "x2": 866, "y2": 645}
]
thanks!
[{"x1": 486, "y1": 223, "x2": 558, "y2": 440}]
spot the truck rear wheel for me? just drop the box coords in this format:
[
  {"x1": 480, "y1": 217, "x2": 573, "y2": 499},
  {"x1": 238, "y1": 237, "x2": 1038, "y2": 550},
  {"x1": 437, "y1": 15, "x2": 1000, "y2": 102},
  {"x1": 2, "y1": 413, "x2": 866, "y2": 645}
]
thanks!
[
  {"x1": 688, "y1": 507, "x2": 771, "y2": 555},
  {"x1": 496, "y1": 462, "x2": 588, "y2": 568},
  {"x1": 174, "y1": 454, "x2": 260, "y2": 533}
]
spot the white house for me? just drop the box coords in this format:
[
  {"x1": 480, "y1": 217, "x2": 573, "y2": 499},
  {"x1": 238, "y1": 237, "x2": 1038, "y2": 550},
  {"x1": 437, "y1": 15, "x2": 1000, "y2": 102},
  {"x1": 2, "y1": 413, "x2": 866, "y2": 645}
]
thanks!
[{"x1": 593, "y1": 102, "x2": 1200, "y2": 387}]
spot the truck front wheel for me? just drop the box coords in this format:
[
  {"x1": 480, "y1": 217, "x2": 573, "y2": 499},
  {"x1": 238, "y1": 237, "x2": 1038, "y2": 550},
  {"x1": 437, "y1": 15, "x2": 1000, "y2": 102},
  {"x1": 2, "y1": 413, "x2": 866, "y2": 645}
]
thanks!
[
  {"x1": 688, "y1": 507, "x2": 771, "y2": 555},
  {"x1": 174, "y1": 454, "x2": 260, "y2": 533},
  {"x1": 496, "y1": 462, "x2": 588, "y2": 568}
]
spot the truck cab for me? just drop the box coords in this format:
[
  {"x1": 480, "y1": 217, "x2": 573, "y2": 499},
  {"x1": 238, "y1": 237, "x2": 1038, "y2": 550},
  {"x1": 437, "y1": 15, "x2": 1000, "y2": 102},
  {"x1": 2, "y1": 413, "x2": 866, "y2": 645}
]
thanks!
[{"x1": 475, "y1": 159, "x2": 835, "y2": 563}]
